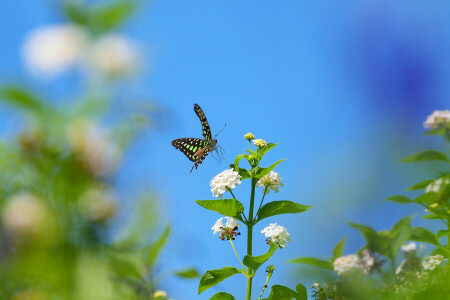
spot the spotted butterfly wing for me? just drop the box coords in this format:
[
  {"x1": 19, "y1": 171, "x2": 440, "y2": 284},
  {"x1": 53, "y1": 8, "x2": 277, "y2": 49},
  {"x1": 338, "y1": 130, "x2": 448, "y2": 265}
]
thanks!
[{"x1": 172, "y1": 104, "x2": 217, "y2": 172}]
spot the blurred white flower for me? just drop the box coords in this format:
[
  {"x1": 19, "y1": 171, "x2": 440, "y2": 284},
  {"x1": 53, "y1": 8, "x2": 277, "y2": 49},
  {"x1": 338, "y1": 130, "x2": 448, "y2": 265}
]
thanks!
[
  {"x1": 253, "y1": 139, "x2": 267, "y2": 147},
  {"x1": 425, "y1": 178, "x2": 449, "y2": 193},
  {"x1": 421, "y1": 255, "x2": 446, "y2": 271},
  {"x1": 22, "y1": 24, "x2": 88, "y2": 77},
  {"x1": 333, "y1": 254, "x2": 364, "y2": 275},
  {"x1": 424, "y1": 110, "x2": 450, "y2": 129},
  {"x1": 395, "y1": 260, "x2": 406, "y2": 276},
  {"x1": 2, "y1": 193, "x2": 49, "y2": 237},
  {"x1": 87, "y1": 34, "x2": 140, "y2": 78},
  {"x1": 401, "y1": 242, "x2": 417, "y2": 252},
  {"x1": 257, "y1": 171, "x2": 284, "y2": 194},
  {"x1": 210, "y1": 169, "x2": 241, "y2": 198},
  {"x1": 79, "y1": 187, "x2": 118, "y2": 222},
  {"x1": 68, "y1": 119, "x2": 120, "y2": 177},
  {"x1": 261, "y1": 223, "x2": 291, "y2": 248},
  {"x1": 211, "y1": 217, "x2": 240, "y2": 240},
  {"x1": 153, "y1": 290, "x2": 167, "y2": 298}
]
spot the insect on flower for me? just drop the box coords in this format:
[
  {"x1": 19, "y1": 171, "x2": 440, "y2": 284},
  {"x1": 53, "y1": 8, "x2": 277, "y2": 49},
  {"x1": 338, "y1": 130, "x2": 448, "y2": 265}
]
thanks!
[{"x1": 172, "y1": 104, "x2": 225, "y2": 172}]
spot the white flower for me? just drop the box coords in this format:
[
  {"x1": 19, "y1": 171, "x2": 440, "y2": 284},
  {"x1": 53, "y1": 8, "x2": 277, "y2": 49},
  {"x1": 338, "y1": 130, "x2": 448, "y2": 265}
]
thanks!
[
  {"x1": 425, "y1": 178, "x2": 449, "y2": 193},
  {"x1": 253, "y1": 139, "x2": 267, "y2": 147},
  {"x1": 261, "y1": 223, "x2": 291, "y2": 248},
  {"x1": 22, "y1": 24, "x2": 88, "y2": 77},
  {"x1": 2, "y1": 193, "x2": 49, "y2": 236},
  {"x1": 257, "y1": 171, "x2": 284, "y2": 194},
  {"x1": 401, "y1": 242, "x2": 417, "y2": 252},
  {"x1": 67, "y1": 119, "x2": 121, "y2": 177},
  {"x1": 424, "y1": 110, "x2": 450, "y2": 129},
  {"x1": 153, "y1": 290, "x2": 167, "y2": 298},
  {"x1": 333, "y1": 254, "x2": 364, "y2": 275},
  {"x1": 87, "y1": 34, "x2": 140, "y2": 78},
  {"x1": 211, "y1": 217, "x2": 240, "y2": 240},
  {"x1": 421, "y1": 255, "x2": 446, "y2": 270},
  {"x1": 210, "y1": 169, "x2": 241, "y2": 198},
  {"x1": 79, "y1": 187, "x2": 118, "y2": 222}
]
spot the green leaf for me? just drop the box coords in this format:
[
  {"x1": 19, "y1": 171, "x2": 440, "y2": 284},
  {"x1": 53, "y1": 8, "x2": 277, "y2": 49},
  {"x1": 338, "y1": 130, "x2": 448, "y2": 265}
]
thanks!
[
  {"x1": 229, "y1": 164, "x2": 251, "y2": 180},
  {"x1": 256, "y1": 143, "x2": 279, "y2": 159},
  {"x1": 332, "y1": 236, "x2": 347, "y2": 258},
  {"x1": 257, "y1": 201, "x2": 311, "y2": 223},
  {"x1": 175, "y1": 268, "x2": 200, "y2": 279},
  {"x1": 63, "y1": 1, "x2": 90, "y2": 25},
  {"x1": 384, "y1": 195, "x2": 413, "y2": 204},
  {"x1": 234, "y1": 154, "x2": 249, "y2": 170},
  {"x1": 410, "y1": 227, "x2": 440, "y2": 246},
  {"x1": 388, "y1": 217, "x2": 412, "y2": 255},
  {"x1": 422, "y1": 213, "x2": 441, "y2": 220},
  {"x1": 349, "y1": 223, "x2": 390, "y2": 256},
  {"x1": 209, "y1": 292, "x2": 236, "y2": 300},
  {"x1": 405, "y1": 180, "x2": 434, "y2": 191},
  {"x1": 414, "y1": 192, "x2": 437, "y2": 205},
  {"x1": 146, "y1": 225, "x2": 170, "y2": 265},
  {"x1": 198, "y1": 267, "x2": 243, "y2": 294},
  {"x1": 253, "y1": 159, "x2": 286, "y2": 180},
  {"x1": 437, "y1": 230, "x2": 449, "y2": 239},
  {"x1": 243, "y1": 243, "x2": 278, "y2": 271},
  {"x1": 288, "y1": 257, "x2": 333, "y2": 271},
  {"x1": 0, "y1": 85, "x2": 45, "y2": 113},
  {"x1": 91, "y1": 0, "x2": 137, "y2": 33},
  {"x1": 401, "y1": 150, "x2": 449, "y2": 163},
  {"x1": 295, "y1": 283, "x2": 308, "y2": 300},
  {"x1": 196, "y1": 199, "x2": 245, "y2": 222},
  {"x1": 424, "y1": 127, "x2": 446, "y2": 136},
  {"x1": 264, "y1": 285, "x2": 297, "y2": 300}
]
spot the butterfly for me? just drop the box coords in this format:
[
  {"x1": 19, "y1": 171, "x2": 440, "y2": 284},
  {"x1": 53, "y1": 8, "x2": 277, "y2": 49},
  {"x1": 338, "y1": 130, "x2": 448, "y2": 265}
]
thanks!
[{"x1": 172, "y1": 104, "x2": 224, "y2": 172}]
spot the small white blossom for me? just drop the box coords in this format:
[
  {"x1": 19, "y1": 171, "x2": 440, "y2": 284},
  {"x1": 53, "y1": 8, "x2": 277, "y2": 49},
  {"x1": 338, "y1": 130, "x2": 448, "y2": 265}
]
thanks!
[
  {"x1": 333, "y1": 254, "x2": 364, "y2": 275},
  {"x1": 401, "y1": 242, "x2": 417, "y2": 252},
  {"x1": 211, "y1": 217, "x2": 240, "y2": 240},
  {"x1": 153, "y1": 290, "x2": 167, "y2": 298},
  {"x1": 421, "y1": 255, "x2": 445, "y2": 270},
  {"x1": 22, "y1": 24, "x2": 88, "y2": 77},
  {"x1": 425, "y1": 178, "x2": 449, "y2": 193},
  {"x1": 79, "y1": 187, "x2": 118, "y2": 222},
  {"x1": 210, "y1": 169, "x2": 241, "y2": 198},
  {"x1": 257, "y1": 171, "x2": 284, "y2": 194},
  {"x1": 261, "y1": 223, "x2": 291, "y2": 248},
  {"x1": 253, "y1": 139, "x2": 267, "y2": 147},
  {"x1": 87, "y1": 34, "x2": 141, "y2": 78},
  {"x1": 424, "y1": 110, "x2": 450, "y2": 129}
]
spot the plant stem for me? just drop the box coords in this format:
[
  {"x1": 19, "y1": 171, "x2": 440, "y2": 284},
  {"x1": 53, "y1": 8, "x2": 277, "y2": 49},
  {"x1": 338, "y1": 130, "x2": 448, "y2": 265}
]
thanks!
[
  {"x1": 230, "y1": 239, "x2": 245, "y2": 270},
  {"x1": 246, "y1": 178, "x2": 256, "y2": 300},
  {"x1": 257, "y1": 269, "x2": 273, "y2": 300},
  {"x1": 256, "y1": 187, "x2": 268, "y2": 216}
]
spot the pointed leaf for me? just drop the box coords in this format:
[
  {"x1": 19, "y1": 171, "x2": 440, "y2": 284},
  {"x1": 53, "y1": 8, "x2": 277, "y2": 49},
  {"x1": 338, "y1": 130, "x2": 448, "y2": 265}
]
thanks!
[
  {"x1": 401, "y1": 150, "x2": 448, "y2": 163},
  {"x1": 175, "y1": 268, "x2": 200, "y2": 279},
  {"x1": 296, "y1": 283, "x2": 308, "y2": 300},
  {"x1": 405, "y1": 180, "x2": 434, "y2": 191},
  {"x1": 0, "y1": 85, "x2": 45, "y2": 113},
  {"x1": 422, "y1": 213, "x2": 441, "y2": 220},
  {"x1": 243, "y1": 243, "x2": 278, "y2": 271},
  {"x1": 264, "y1": 285, "x2": 297, "y2": 300},
  {"x1": 256, "y1": 143, "x2": 279, "y2": 159},
  {"x1": 384, "y1": 195, "x2": 413, "y2": 204},
  {"x1": 257, "y1": 201, "x2": 311, "y2": 223},
  {"x1": 253, "y1": 159, "x2": 286, "y2": 180},
  {"x1": 198, "y1": 267, "x2": 243, "y2": 294},
  {"x1": 349, "y1": 223, "x2": 390, "y2": 256},
  {"x1": 389, "y1": 217, "x2": 412, "y2": 255},
  {"x1": 91, "y1": 0, "x2": 137, "y2": 33},
  {"x1": 196, "y1": 199, "x2": 245, "y2": 221},
  {"x1": 414, "y1": 193, "x2": 437, "y2": 205},
  {"x1": 410, "y1": 227, "x2": 440, "y2": 246},
  {"x1": 288, "y1": 257, "x2": 333, "y2": 271},
  {"x1": 333, "y1": 236, "x2": 347, "y2": 258},
  {"x1": 209, "y1": 292, "x2": 236, "y2": 300},
  {"x1": 230, "y1": 164, "x2": 251, "y2": 180},
  {"x1": 146, "y1": 225, "x2": 170, "y2": 265},
  {"x1": 437, "y1": 230, "x2": 449, "y2": 239},
  {"x1": 234, "y1": 154, "x2": 250, "y2": 170}
]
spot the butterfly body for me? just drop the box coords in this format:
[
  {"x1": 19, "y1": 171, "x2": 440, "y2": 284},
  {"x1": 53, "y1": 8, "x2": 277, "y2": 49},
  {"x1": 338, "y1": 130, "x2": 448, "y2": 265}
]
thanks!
[{"x1": 172, "y1": 104, "x2": 219, "y2": 172}]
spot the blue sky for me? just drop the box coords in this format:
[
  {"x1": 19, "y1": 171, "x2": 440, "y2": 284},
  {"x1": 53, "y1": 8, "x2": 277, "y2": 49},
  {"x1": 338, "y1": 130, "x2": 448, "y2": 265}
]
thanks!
[{"x1": 0, "y1": 1, "x2": 449, "y2": 299}]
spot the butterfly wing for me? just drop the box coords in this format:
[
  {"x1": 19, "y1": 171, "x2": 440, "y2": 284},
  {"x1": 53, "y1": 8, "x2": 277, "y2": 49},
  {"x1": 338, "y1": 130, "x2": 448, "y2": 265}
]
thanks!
[
  {"x1": 171, "y1": 138, "x2": 207, "y2": 162},
  {"x1": 194, "y1": 104, "x2": 212, "y2": 142}
]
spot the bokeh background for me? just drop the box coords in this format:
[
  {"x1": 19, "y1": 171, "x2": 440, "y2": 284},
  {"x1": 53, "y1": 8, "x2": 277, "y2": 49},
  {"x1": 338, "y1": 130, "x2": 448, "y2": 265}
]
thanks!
[{"x1": 0, "y1": 1, "x2": 449, "y2": 299}]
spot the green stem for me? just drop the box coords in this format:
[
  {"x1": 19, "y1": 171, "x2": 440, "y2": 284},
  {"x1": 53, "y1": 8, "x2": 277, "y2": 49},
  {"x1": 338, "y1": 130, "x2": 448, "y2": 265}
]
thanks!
[
  {"x1": 230, "y1": 238, "x2": 245, "y2": 270},
  {"x1": 256, "y1": 186, "x2": 268, "y2": 217},
  {"x1": 257, "y1": 270, "x2": 273, "y2": 300},
  {"x1": 246, "y1": 178, "x2": 256, "y2": 300}
]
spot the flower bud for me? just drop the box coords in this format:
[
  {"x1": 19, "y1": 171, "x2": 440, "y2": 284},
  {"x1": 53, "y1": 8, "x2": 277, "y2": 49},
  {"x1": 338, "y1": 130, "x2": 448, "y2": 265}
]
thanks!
[{"x1": 244, "y1": 132, "x2": 255, "y2": 141}]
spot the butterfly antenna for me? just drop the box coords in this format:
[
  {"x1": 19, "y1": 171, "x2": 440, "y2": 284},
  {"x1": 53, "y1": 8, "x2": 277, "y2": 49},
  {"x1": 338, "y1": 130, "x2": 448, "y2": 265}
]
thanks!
[{"x1": 214, "y1": 123, "x2": 227, "y2": 139}]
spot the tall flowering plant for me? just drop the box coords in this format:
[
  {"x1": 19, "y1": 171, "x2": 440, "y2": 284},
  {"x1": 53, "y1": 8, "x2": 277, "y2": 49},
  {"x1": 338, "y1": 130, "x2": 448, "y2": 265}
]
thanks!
[{"x1": 196, "y1": 134, "x2": 311, "y2": 300}]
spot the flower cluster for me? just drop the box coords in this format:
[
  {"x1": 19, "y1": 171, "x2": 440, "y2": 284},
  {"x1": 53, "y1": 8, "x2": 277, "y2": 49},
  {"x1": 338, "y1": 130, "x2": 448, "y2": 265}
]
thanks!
[
  {"x1": 423, "y1": 110, "x2": 450, "y2": 129},
  {"x1": 261, "y1": 223, "x2": 291, "y2": 248},
  {"x1": 401, "y1": 242, "x2": 417, "y2": 252},
  {"x1": 333, "y1": 251, "x2": 382, "y2": 275},
  {"x1": 244, "y1": 132, "x2": 255, "y2": 141},
  {"x1": 421, "y1": 255, "x2": 446, "y2": 271},
  {"x1": 253, "y1": 139, "x2": 267, "y2": 147},
  {"x1": 425, "y1": 178, "x2": 449, "y2": 193},
  {"x1": 257, "y1": 171, "x2": 284, "y2": 194},
  {"x1": 211, "y1": 217, "x2": 241, "y2": 240},
  {"x1": 210, "y1": 169, "x2": 242, "y2": 198}
]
